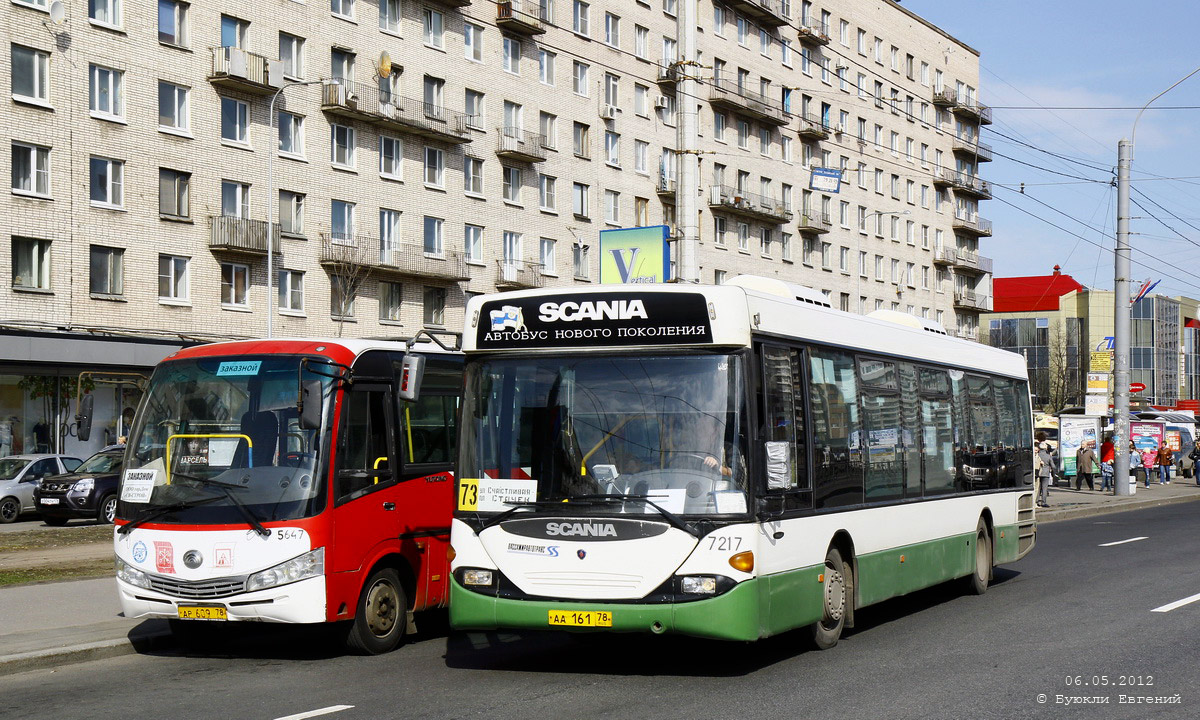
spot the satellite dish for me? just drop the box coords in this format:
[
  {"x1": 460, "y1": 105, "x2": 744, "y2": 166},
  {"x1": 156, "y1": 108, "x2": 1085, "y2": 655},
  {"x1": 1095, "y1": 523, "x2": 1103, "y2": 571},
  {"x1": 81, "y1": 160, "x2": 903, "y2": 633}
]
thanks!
[
  {"x1": 48, "y1": 0, "x2": 65, "y2": 24},
  {"x1": 378, "y1": 51, "x2": 392, "y2": 79}
]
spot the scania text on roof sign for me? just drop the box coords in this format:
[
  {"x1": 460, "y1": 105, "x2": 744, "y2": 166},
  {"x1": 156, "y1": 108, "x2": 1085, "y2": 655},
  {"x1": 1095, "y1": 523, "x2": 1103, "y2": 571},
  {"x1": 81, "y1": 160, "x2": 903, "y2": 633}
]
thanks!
[{"x1": 476, "y1": 292, "x2": 714, "y2": 349}]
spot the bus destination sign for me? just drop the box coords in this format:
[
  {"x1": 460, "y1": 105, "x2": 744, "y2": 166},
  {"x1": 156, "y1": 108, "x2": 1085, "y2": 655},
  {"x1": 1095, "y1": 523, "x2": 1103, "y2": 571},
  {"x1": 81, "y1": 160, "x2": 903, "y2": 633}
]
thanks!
[{"x1": 477, "y1": 292, "x2": 714, "y2": 349}]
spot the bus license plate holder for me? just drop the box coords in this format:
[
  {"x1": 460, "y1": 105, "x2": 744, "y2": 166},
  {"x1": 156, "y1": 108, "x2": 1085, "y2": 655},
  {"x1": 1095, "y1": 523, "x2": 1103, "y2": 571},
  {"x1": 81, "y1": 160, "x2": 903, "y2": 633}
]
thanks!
[
  {"x1": 548, "y1": 610, "x2": 612, "y2": 628},
  {"x1": 176, "y1": 605, "x2": 228, "y2": 620}
]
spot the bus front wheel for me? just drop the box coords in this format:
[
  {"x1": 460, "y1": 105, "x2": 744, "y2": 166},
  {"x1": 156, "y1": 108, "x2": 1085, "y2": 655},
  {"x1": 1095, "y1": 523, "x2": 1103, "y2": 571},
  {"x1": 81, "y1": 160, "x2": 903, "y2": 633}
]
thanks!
[
  {"x1": 811, "y1": 547, "x2": 848, "y2": 650},
  {"x1": 966, "y1": 519, "x2": 992, "y2": 595},
  {"x1": 345, "y1": 567, "x2": 408, "y2": 655}
]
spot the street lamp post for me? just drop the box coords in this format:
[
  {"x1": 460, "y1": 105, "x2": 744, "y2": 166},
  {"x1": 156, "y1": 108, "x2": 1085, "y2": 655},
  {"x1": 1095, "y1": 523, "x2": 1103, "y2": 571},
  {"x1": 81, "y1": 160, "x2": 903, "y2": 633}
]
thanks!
[
  {"x1": 1113, "y1": 66, "x2": 1200, "y2": 495},
  {"x1": 266, "y1": 79, "x2": 323, "y2": 339}
]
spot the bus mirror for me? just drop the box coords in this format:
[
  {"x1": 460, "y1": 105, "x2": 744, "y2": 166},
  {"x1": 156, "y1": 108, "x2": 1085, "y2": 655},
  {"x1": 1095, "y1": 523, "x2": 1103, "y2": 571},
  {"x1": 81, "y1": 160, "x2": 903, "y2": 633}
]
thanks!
[
  {"x1": 299, "y1": 379, "x2": 323, "y2": 430},
  {"x1": 397, "y1": 354, "x2": 426, "y2": 403},
  {"x1": 77, "y1": 394, "x2": 95, "y2": 442},
  {"x1": 764, "y1": 441, "x2": 791, "y2": 490}
]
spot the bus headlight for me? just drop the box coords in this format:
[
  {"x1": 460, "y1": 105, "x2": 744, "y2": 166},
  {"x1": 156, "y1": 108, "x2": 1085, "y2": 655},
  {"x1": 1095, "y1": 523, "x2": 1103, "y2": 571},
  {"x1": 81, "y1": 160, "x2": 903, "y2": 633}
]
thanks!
[
  {"x1": 115, "y1": 557, "x2": 151, "y2": 589},
  {"x1": 246, "y1": 547, "x2": 325, "y2": 592},
  {"x1": 680, "y1": 576, "x2": 718, "y2": 594},
  {"x1": 462, "y1": 569, "x2": 494, "y2": 586}
]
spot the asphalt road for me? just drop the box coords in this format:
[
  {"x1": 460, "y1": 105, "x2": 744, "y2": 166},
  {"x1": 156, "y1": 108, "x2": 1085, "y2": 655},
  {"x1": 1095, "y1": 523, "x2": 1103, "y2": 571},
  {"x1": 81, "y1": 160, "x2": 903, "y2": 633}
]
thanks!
[{"x1": 3, "y1": 503, "x2": 1199, "y2": 720}]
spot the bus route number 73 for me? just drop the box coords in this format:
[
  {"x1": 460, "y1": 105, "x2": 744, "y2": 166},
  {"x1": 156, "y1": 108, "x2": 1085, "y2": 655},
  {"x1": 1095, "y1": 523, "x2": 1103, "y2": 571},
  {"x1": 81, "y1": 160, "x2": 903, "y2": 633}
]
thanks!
[{"x1": 458, "y1": 479, "x2": 479, "y2": 511}]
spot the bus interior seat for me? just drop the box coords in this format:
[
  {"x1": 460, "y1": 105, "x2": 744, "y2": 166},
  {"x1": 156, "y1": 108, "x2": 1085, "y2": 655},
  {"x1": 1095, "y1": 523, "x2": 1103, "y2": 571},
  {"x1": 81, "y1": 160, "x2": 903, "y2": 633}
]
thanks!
[{"x1": 239, "y1": 410, "x2": 279, "y2": 467}]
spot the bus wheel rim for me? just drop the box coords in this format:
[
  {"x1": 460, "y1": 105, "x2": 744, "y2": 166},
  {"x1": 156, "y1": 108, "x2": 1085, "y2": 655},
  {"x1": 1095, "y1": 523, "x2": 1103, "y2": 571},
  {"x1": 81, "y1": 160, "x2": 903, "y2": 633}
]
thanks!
[
  {"x1": 823, "y1": 568, "x2": 845, "y2": 624},
  {"x1": 365, "y1": 580, "x2": 399, "y2": 637}
]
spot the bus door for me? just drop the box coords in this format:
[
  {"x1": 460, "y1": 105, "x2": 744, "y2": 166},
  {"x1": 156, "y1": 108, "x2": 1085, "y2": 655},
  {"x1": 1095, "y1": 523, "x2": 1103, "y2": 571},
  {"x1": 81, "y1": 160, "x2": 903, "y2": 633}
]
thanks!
[
  {"x1": 330, "y1": 383, "x2": 401, "y2": 578},
  {"x1": 391, "y1": 357, "x2": 461, "y2": 610},
  {"x1": 758, "y1": 344, "x2": 812, "y2": 517}
]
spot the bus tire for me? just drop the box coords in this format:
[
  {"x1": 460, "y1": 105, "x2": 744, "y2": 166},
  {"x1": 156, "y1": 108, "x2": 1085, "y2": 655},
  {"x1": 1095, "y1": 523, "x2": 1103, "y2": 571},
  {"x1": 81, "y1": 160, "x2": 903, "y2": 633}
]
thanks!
[
  {"x1": 345, "y1": 567, "x2": 408, "y2": 655},
  {"x1": 811, "y1": 547, "x2": 848, "y2": 650},
  {"x1": 967, "y1": 519, "x2": 992, "y2": 595}
]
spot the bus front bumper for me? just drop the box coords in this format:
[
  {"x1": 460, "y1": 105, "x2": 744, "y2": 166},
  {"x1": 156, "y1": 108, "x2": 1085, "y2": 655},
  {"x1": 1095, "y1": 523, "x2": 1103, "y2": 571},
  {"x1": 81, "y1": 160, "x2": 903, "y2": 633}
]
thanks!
[
  {"x1": 117, "y1": 575, "x2": 327, "y2": 625},
  {"x1": 449, "y1": 578, "x2": 763, "y2": 642}
]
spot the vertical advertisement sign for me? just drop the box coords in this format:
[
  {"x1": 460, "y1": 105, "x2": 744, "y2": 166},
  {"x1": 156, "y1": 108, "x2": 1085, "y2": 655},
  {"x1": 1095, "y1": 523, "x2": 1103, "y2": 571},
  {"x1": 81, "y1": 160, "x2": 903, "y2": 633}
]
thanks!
[
  {"x1": 599, "y1": 225, "x2": 671, "y2": 284},
  {"x1": 1058, "y1": 416, "x2": 1100, "y2": 478}
]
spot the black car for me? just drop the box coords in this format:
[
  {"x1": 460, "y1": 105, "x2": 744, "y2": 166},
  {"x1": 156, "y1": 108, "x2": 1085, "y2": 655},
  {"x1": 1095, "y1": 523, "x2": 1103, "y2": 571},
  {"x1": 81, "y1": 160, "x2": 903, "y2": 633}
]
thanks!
[{"x1": 34, "y1": 449, "x2": 124, "y2": 525}]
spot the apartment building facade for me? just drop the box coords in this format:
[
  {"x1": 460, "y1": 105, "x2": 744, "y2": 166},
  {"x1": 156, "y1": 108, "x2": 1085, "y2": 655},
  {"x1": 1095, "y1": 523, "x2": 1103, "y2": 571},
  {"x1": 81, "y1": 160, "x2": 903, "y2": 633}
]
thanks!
[{"x1": 2, "y1": 0, "x2": 993, "y2": 455}]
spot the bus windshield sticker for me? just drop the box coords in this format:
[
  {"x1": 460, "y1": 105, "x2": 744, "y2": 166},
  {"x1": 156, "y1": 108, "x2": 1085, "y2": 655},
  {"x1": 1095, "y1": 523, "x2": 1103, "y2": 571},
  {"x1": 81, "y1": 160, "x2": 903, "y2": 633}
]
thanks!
[
  {"x1": 643, "y1": 488, "x2": 686, "y2": 514},
  {"x1": 713, "y1": 491, "x2": 748, "y2": 515},
  {"x1": 476, "y1": 292, "x2": 714, "y2": 349},
  {"x1": 216, "y1": 360, "x2": 262, "y2": 376},
  {"x1": 208, "y1": 438, "x2": 239, "y2": 467},
  {"x1": 459, "y1": 478, "x2": 538, "y2": 512},
  {"x1": 120, "y1": 469, "x2": 158, "y2": 503}
]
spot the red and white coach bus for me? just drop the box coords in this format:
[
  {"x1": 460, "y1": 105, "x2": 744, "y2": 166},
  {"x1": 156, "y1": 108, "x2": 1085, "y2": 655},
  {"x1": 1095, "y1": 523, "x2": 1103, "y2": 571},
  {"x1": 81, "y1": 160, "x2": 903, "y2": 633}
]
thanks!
[{"x1": 109, "y1": 333, "x2": 461, "y2": 654}]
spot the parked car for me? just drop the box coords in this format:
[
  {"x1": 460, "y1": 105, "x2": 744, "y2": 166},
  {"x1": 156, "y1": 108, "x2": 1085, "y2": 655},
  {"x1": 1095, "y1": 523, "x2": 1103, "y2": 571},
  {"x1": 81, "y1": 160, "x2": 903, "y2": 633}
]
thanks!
[
  {"x1": 0, "y1": 455, "x2": 83, "y2": 523},
  {"x1": 33, "y1": 448, "x2": 124, "y2": 525}
]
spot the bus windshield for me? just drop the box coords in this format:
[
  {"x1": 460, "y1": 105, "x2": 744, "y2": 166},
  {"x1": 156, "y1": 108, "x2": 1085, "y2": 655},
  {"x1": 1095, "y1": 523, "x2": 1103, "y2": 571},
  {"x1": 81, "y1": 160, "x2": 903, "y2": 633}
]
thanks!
[
  {"x1": 460, "y1": 352, "x2": 749, "y2": 516},
  {"x1": 120, "y1": 355, "x2": 335, "y2": 524}
]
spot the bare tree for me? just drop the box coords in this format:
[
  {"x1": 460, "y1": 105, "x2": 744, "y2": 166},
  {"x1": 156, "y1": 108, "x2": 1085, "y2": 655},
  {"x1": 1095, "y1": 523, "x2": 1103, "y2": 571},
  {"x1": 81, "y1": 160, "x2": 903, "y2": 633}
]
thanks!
[
  {"x1": 1045, "y1": 325, "x2": 1084, "y2": 412},
  {"x1": 320, "y1": 237, "x2": 373, "y2": 338}
]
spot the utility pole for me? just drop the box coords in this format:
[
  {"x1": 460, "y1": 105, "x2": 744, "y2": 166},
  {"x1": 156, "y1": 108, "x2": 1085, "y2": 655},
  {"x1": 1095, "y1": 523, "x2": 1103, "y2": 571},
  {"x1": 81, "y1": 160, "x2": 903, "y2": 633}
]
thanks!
[
  {"x1": 675, "y1": 0, "x2": 699, "y2": 283},
  {"x1": 1113, "y1": 139, "x2": 1132, "y2": 495}
]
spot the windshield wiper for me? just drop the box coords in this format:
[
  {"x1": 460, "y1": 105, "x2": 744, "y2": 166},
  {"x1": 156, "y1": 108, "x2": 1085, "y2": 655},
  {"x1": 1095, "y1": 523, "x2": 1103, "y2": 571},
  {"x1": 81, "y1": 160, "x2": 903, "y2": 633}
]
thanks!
[
  {"x1": 117, "y1": 495, "x2": 224, "y2": 535},
  {"x1": 478, "y1": 500, "x2": 572, "y2": 530},
  {"x1": 171, "y1": 471, "x2": 270, "y2": 538},
  {"x1": 569, "y1": 494, "x2": 699, "y2": 537}
]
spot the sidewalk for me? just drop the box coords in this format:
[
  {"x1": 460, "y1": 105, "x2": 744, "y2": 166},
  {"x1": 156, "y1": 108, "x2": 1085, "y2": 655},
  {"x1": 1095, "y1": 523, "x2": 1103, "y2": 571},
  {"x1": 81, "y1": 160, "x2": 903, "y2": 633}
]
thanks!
[{"x1": 2, "y1": 480, "x2": 1199, "y2": 676}]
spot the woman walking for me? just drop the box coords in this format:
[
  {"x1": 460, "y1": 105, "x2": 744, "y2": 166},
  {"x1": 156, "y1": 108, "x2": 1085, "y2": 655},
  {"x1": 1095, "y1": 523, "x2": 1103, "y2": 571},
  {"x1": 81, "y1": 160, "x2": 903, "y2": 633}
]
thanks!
[{"x1": 1156, "y1": 444, "x2": 1174, "y2": 485}]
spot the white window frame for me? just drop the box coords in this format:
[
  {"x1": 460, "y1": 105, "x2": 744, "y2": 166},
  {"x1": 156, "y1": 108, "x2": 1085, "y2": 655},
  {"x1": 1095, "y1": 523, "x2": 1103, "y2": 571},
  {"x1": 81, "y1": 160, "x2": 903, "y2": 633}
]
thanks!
[
  {"x1": 220, "y1": 262, "x2": 250, "y2": 308},
  {"x1": 503, "y1": 36, "x2": 521, "y2": 75},
  {"x1": 278, "y1": 270, "x2": 304, "y2": 313},
  {"x1": 464, "y1": 223, "x2": 483, "y2": 263},
  {"x1": 423, "y1": 215, "x2": 444, "y2": 257},
  {"x1": 89, "y1": 0, "x2": 123, "y2": 29},
  {"x1": 221, "y1": 97, "x2": 249, "y2": 145},
  {"x1": 539, "y1": 174, "x2": 556, "y2": 212},
  {"x1": 11, "y1": 45, "x2": 50, "y2": 106},
  {"x1": 464, "y1": 22, "x2": 484, "y2": 62},
  {"x1": 540, "y1": 237, "x2": 557, "y2": 275},
  {"x1": 604, "y1": 189, "x2": 620, "y2": 225},
  {"x1": 89, "y1": 156, "x2": 123, "y2": 208},
  {"x1": 158, "y1": 0, "x2": 189, "y2": 49},
  {"x1": 158, "y1": 254, "x2": 189, "y2": 303},
  {"x1": 11, "y1": 142, "x2": 51, "y2": 198},
  {"x1": 331, "y1": 199, "x2": 355, "y2": 242},
  {"x1": 330, "y1": 123, "x2": 356, "y2": 169},
  {"x1": 380, "y1": 135, "x2": 402, "y2": 180},
  {"x1": 89, "y1": 64, "x2": 124, "y2": 121},
  {"x1": 424, "y1": 146, "x2": 444, "y2": 188}
]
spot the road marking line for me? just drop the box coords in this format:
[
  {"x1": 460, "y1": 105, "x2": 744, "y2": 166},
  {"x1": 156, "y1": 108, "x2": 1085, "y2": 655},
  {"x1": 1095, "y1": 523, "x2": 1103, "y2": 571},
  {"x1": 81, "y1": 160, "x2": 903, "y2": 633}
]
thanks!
[
  {"x1": 1098, "y1": 536, "x2": 1148, "y2": 547},
  {"x1": 1152, "y1": 592, "x2": 1200, "y2": 613},
  {"x1": 274, "y1": 706, "x2": 354, "y2": 720}
]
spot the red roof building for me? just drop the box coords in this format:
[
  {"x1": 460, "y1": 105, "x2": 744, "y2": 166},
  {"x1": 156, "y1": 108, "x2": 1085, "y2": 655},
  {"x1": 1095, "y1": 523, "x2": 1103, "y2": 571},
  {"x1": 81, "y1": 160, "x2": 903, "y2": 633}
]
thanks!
[{"x1": 992, "y1": 265, "x2": 1085, "y2": 313}]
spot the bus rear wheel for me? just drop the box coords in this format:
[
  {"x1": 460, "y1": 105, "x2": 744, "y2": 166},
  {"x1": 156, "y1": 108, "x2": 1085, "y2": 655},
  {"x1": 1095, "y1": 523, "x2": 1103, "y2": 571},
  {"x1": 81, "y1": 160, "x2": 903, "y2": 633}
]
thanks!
[
  {"x1": 811, "y1": 547, "x2": 848, "y2": 650},
  {"x1": 966, "y1": 519, "x2": 992, "y2": 595},
  {"x1": 345, "y1": 567, "x2": 408, "y2": 655}
]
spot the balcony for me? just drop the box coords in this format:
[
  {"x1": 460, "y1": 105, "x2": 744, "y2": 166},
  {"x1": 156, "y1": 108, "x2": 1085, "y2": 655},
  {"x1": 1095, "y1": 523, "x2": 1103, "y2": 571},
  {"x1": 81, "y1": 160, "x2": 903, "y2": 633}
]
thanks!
[
  {"x1": 496, "y1": 1, "x2": 547, "y2": 35},
  {"x1": 495, "y1": 260, "x2": 546, "y2": 290},
  {"x1": 797, "y1": 114, "x2": 830, "y2": 140},
  {"x1": 657, "y1": 173, "x2": 677, "y2": 200},
  {"x1": 797, "y1": 211, "x2": 833, "y2": 234},
  {"x1": 708, "y1": 74, "x2": 788, "y2": 127},
  {"x1": 951, "y1": 327, "x2": 979, "y2": 342},
  {"x1": 319, "y1": 234, "x2": 471, "y2": 282},
  {"x1": 952, "y1": 136, "x2": 993, "y2": 162},
  {"x1": 427, "y1": 0, "x2": 470, "y2": 6},
  {"x1": 933, "y1": 246, "x2": 957, "y2": 265},
  {"x1": 797, "y1": 16, "x2": 831, "y2": 45},
  {"x1": 949, "y1": 172, "x2": 992, "y2": 199},
  {"x1": 952, "y1": 215, "x2": 993, "y2": 237},
  {"x1": 953, "y1": 288, "x2": 993, "y2": 312},
  {"x1": 708, "y1": 186, "x2": 793, "y2": 224},
  {"x1": 953, "y1": 251, "x2": 995, "y2": 276},
  {"x1": 726, "y1": 0, "x2": 790, "y2": 27},
  {"x1": 496, "y1": 127, "x2": 548, "y2": 163},
  {"x1": 321, "y1": 81, "x2": 473, "y2": 144},
  {"x1": 931, "y1": 88, "x2": 992, "y2": 124},
  {"x1": 208, "y1": 47, "x2": 280, "y2": 96},
  {"x1": 656, "y1": 64, "x2": 680, "y2": 87},
  {"x1": 208, "y1": 216, "x2": 280, "y2": 255}
]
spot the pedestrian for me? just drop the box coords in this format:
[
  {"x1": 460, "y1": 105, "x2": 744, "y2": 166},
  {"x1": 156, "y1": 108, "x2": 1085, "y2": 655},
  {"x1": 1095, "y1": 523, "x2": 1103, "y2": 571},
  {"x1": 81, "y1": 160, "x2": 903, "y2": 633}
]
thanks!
[
  {"x1": 1156, "y1": 443, "x2": 1173, "y2": 485},
  {"x1": 1099, "y1": 434, "x2": 1115, "y2": 493},
  {"x1": 1035, "y1": 431, "x2": 1053, "y2": 508},
  {"x1": 1190, "y1": 444, "x2": 1200, "y2": 488},
  {"x1": 1141, "y1": 445, "x2": 1157, "y2": 489},
  {"x1": 1076, "y1": 441, "x2": 1097, "y2": 491}
]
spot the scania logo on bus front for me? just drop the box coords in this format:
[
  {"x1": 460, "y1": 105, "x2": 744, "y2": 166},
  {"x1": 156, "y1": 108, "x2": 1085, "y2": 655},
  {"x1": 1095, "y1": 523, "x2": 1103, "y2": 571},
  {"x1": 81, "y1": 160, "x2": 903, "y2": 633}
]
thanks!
[
  {"x1": 538, "y1": 299, "x2": 648, "y2": 323},
  {"x1": 502, "y1": 517, "x2": 671, "y2": 542}
]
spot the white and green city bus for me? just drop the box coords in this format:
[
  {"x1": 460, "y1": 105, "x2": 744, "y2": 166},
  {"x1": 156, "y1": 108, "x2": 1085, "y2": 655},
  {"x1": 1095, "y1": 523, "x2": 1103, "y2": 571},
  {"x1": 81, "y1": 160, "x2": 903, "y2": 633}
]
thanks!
[{"x1": 449, "y1": 276, "x2": 1035, "y2": 646}]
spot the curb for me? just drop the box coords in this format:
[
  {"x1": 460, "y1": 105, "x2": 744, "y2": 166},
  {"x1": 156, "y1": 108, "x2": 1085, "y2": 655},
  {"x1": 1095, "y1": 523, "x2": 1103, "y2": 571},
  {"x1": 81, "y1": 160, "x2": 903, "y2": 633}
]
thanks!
[
  {"x1": 1036, "y1": 491, "x2": 1200, "y2": 524},
  {"x1": 0, "y1": 626, "x2": 175, "y2": 678}
]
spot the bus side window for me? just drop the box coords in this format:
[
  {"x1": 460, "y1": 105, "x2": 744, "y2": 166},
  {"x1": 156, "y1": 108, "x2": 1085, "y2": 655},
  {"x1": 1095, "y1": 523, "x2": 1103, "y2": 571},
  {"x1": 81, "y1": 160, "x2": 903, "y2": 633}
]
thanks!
[
  {"x1": 337, "y1": 389, "x2": 394, "y2": 502},
  {"x1": 808, "y1": 348, "x2": 863, "y2": 509},
  {"x1": 761, "y1": 346, "x2": 803, "y2": 490}
]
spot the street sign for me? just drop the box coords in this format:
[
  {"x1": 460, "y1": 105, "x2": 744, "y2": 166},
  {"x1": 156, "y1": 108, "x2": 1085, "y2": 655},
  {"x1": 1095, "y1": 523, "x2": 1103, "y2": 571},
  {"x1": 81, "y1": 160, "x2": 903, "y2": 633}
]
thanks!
[
  {"x1": 809, "y1": 167, "x2": 843, "y2": 193},
  {"x1": 1130, "y1": 382, "x2": 1147, "y2": 393},
  {"x1": 1090, "y1": 351, "x2": 1112, "y2": 373},
  {"x1": 1086, "y1": 373, "x2": 1109, "y2": 394},
  {"x1": 1085, "y1": 394, "x2": 1108, "y2": 417}
]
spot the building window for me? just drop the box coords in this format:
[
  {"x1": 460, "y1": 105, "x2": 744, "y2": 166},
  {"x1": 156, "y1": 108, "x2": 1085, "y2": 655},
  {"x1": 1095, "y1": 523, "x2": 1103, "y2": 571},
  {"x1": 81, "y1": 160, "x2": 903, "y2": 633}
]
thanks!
[
  {"x1": 89, "y1": 245, "x2": 123, "y2": 295},
  {"x1": 502, "y1": 230, "x2": 522, "y2": 265},
  {"x1": 279, "y1": 32, "x2": 304, "y2": 78},
  {"x1": 220, "y1": 262, "x2": 249, "y2": 307},
  {"x1": 379, "y1": 281, "x2": 403, "y2": 321},
  {"x1": 713, "y1": 216, "x2": 726, "y2": 245},
  {"x1": 539, "y1": 174, "x2": 556, "y2": 211},
  {"x1": 540, "y1": 237, "x2": 557, "y2": 274},
  {"x1": 737, "y1": 222, "x2": 749, "y2": 251},
  {"x1": 605, "y1": 131, "x2": 620, "y2": 166},
  {"x1": 465, "y1": 89, "x2": 484, "y2": 129},
  {"x1": 539, "y1": 50, "x2": 556, "y2": 85},
  {"x1": 221, "y1": 180, "x2": 250, "y2": 218},
  {"x1": 331, "y1": 0, "x2": 354, "y2": 21},
  {"x1": 423, "y1": 286, "x2": 446, "y2": 326},
  {"x1": 89, "y1": 156, "x2": 123, "y2": 208},
  {"x1": 502, "y1": 166, "x2": 522, "y2": 203},
  {"x1": 280, "y1": 190, "x2": 304, "y2": 235},
  {"x1": 464, "y1": 156, "x2": 484, "y2": 195},
  {"x1": 220, "y1": 97, "x2": 248, "y2": 144},
  {"x1": 604, "y1": 12, "x2": 620, "y2": 47},
  {"x1": 157, "y1": 81, "x2": 189, "y2": 132},
  {"x1": 89, "y1": 64, "x2": 124, "y2": 120},
  {"x1": 278, "y1": 270, "x2": 304, "y2": 312},
  {"x1": 604, "y1": 189, "x2": 619, "y2": 224},
  {"x1": 422, "y1": 8, "x2": 444, "y2": 48},
  {"x1": 158, "y1": 0, "x2": 189, "y2": 47},
  {"x1": 379, "y1": 208, "x2": 401, "y2": 259},
  {"x1": 220, "y1": 14, "x2": 247, "y2": 47},
  {"x1": 12, "y1": 237, "x2": 50, "y2": 290},
  {"x1": 573, "y1": 0, "x2": 590, "y2": 36},
  {"x1": 158, "y1": 254, "x2": 189, "y2": 301},
  {"x1": 634, "y1": 25, "x2": 648, "y2": 59},
  {"x1": 90, "y1": 0, "x2": 122, "y2": 27},
  {"x1": 423, "y1": 216, "x2": 444, "y2": 256},
  {"x1": 781, "y1": 232, "x2": 792, "y2": 261},
  {"x1": 158, "y1": 168, "x2": 190, "y2": 218},
  {"x1": 330, "y1": 199, "x2": 355, "y2": 241},
  {"x1": 573, "y1": 122, "x2": 590, "y2": 158},
  {"x1": 331, "y1": 49, "x2": 354, "y2": 81},
  {"x1": 423, "y1": 75, "x2": 444, "y2": 115},
  {"x1": 539, "y1": 112, "x2": 556, "y2": 149},
  {"x1": 573, "y1": 243, "x2": 590, "y2": 279},
  {"x1": 573, "y1": 61, "x2": 589, "y2": 96},
  {"x1": 330, "y1": 124, "x2": 355, "y2": 168},
  {"x1": 424, "y1": 146, "x2": 444, "y2": 187},
  {"x1": 464, "y1": 224, "x2": 483, "y2": 262},
  {"x1": 573, "y1": 182, "x2": 589, "y2": 218},
  {"x1": 373, "y1": 135, "x2": 400, "y2": 179},
  {"x1": 503, "y1": 37, "x2": 520, "y2": 74},
  {"x1": 11, "y1": 45, "x2": 50, "y2": 104},
  {"x1": 330, "y1": 276, "x2": 355, "y2": 318},
  {"x1": 11, "y1": 142, "x2": 50, "y2": 198}
]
